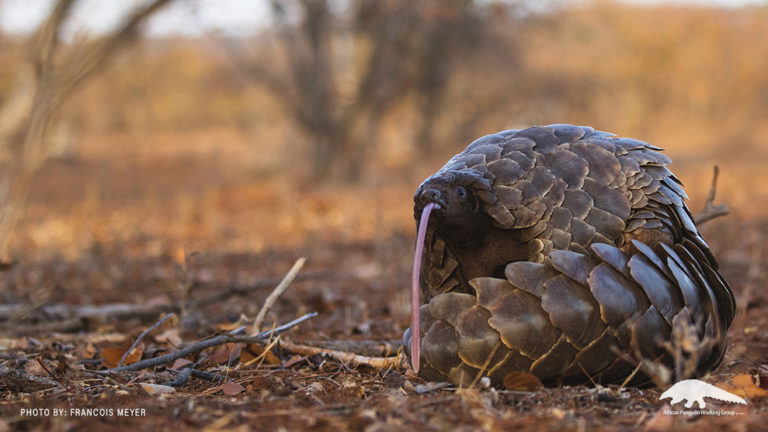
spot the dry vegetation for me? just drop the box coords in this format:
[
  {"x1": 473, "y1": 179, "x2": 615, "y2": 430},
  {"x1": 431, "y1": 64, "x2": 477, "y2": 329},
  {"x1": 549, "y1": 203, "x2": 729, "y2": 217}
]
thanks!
[{"x1": 1, "y1": 1, "x2": 768, "y2": 431}]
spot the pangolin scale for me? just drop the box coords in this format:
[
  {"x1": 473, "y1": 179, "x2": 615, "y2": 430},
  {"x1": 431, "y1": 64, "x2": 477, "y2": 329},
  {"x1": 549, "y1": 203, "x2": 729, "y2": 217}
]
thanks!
[{"x1": 404, "y1": 124, "x2": 735, "y2": 387}]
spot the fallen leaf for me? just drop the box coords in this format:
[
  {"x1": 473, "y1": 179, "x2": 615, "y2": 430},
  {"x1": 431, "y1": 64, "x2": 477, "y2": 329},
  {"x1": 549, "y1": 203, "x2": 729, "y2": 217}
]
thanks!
[
  {"x1": 503, "y1": 372, "x2": 543, "y2": 391},
  {"x1": 717, "y1": 374, "x2": 768, "y2": 400},
  {"x1": 139, "y1": 383, "x2": 176, "y2": 395},
  {"x1": 208, "y1": 343, "x2": 242, "y2": 365},
  {"x1": 241, "y1": 343, "x2": 281, "y2": 365},
  {"x1": 222, "y1": 381, "x2": 245, "y2": 396},
  {"x1": 81, "y1": 343, "x2": 97, "y2": 359},
  {"x1": 155, "y1": 328, "x2": 182, "y2": 347},
  {"x1": 171, "y1": 358, "x2": 193, "y2": 370},
  {"x1": 282, "y1": 355, "x2": 307, "y2": 369},
  {"x1": 102, "y1": 343, "x2": 144, "y2": 368}
]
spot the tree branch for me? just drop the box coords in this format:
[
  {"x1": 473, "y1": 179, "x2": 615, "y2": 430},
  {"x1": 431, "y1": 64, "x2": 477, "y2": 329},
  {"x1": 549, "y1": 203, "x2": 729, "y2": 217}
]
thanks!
[{"x1": 53, "y1": 0, "x2": 175, "y2": 112}]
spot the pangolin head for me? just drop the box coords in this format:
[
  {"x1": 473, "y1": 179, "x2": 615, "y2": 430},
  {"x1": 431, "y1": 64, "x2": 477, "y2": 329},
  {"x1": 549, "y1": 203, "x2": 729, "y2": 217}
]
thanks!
[{"x1": 413, "y1": 170, "x2": 487, "y2": 243}]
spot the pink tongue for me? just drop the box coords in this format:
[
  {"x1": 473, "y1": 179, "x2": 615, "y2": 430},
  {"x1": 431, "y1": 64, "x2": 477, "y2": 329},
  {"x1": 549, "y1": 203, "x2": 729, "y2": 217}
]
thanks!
[{"x1": 411, "y1": 202, "x2": 436, "y2": 374}]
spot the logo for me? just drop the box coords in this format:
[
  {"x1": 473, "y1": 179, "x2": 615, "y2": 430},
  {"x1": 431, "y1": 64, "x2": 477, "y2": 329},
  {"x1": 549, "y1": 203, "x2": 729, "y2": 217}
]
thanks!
[{"x1": 660, "y1": 379, "x2": 747, "y2": 409}]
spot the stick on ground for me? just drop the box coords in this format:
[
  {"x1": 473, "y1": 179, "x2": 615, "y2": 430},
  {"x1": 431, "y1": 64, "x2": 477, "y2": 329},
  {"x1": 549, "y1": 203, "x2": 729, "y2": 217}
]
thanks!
[
  {"x1": 104, "y1": 312, "x2": 317, "y2": 373},
  {"x1": 119, "y1": 313, "x2": 174, "y2": 367},
  {"x1": 252, "y1": 257, "x2": 306, "y2": 334},
  {"x1": 279, "y1": 340, "x2": 402, "y2": 370}
]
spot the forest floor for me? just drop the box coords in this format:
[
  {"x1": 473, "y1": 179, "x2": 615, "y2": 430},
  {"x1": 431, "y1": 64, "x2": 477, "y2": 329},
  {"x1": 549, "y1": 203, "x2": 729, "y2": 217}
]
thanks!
[{"x1": 1, "y1": 129, "x2": 767, "y2": 431}]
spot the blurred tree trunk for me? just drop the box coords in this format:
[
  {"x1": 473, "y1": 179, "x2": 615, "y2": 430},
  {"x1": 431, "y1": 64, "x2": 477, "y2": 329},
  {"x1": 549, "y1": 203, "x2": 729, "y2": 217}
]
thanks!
[
  {"x1": 0, "y1": 0, "x2": 174, "y2": 260},
  {"x1": 255, "y1": 0, "x2": 485, "y2": 180}
]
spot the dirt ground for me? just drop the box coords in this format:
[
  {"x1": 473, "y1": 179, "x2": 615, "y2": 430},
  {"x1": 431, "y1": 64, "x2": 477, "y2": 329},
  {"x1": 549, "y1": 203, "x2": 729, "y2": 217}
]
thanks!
[{"x1": 1, "y1": 130, "x2": 767, "y2": 431}]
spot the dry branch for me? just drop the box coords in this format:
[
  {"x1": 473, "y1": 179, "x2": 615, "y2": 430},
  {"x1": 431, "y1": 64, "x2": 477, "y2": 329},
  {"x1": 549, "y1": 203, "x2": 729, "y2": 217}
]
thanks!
[
  {"x1": 163, "y1": 368, "x2": 193, "y2": 387},
  {"x1": 252, "y1": 257, "x2": 307, "y2": 333},
  {"x1": 300, "y1": 340, "x2": 403, "y2": 357},
  {"x1": 103, "y1": 312, "x2": 317, "y2": 373},
  {"x1": 0, "y1": 302, "x2": 175, "y2": 323},
  {"x1": 279, "y1": 340, "x2": 402, "y2": 370},
  {"x1": 694, "y1": 165, "x2": 730, "y2": 225},
  {"x1": 0, "y1": 318, "x2": 84, "y2": 334},
  {"x1": 119, "y1": 313, "x2": 174, "y2": 367}
]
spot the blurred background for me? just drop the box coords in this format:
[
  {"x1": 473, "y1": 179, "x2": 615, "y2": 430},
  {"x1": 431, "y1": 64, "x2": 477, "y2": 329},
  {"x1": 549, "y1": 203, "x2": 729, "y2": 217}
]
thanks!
[{"x1": 0, "y1": 0, "x2": 766, "y2": 292}]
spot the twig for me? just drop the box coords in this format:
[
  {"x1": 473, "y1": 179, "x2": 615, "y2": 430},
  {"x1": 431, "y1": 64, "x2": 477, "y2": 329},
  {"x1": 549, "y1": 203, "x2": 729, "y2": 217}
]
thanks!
[
  {"x1": 694, "y1": 165, "x2": 730, "y2": 225},
  {"x1": 619, "y1": 361, "x2": 644, "y2": 390},
  {"x1": 577, "y1": 362, "x2": 598, "y2": 387},
  {"x1": 103, "y1": 312, "x2": 317, "y2": 373},
  {"x1": 299, "y1": 340, "x2": 403, "y2": 357},
  {"x1": 469, "y1": 342, "x2": 500, "y2": 389},
  {"x1": 279, "y1": 340, "x2": 402, "y2": 370},
  {"x1": 34, "y1": 357, "x2": 66, "y2": 388},
  {"x1": 189, "y1": 369, "x2": 225, "y2": 382},
  {"x1": 163, "y1": 367, "x2": 192, "y2": 387},
  {"x1": 243, "y1": 330, "x2": 281, "y2": 369},
  {"x1": 118, "y1": 313, "x2": 174, "y2": 367},
  {"x1": 252, "y1": 257, "x2": 306, "y2": 333}
]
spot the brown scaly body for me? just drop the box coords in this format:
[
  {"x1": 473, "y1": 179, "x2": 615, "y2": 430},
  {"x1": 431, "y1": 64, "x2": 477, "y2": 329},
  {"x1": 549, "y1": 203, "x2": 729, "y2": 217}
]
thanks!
[{"x1": 404, "y1": 124, "x2": 735, "y2": 387}]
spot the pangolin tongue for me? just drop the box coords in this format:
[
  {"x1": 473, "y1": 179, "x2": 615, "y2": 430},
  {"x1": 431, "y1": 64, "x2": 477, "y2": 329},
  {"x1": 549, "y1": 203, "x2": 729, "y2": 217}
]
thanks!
[{"x1": 411, "y1": 202, "x2": 436, "y2": 374}]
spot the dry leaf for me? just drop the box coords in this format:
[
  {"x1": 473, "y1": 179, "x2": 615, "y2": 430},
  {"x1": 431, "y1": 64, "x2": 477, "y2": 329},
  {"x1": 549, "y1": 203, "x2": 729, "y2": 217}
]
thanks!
[
  {"x1": 241, "y1": 343, "x2": 281, "y2": 365},
  {"x1": 155, "y1": 328, "x2": 182, "y2": 347},
  {"x1": 222, "y1": 381, "x2": 245, "y2": 396},
  {"x1": 171, "y1": 358, "x2": 193, "y2": 370},
  {"x1": 503, "y1": 371, "x2": 543, "y2": 391},
  {"x1": 717, "y1": 373, "x2": 768, "y2": 400},
  {"x1": 139, "y1": 383, "x2": 176, "y2": 395},
  {"x1": 208, "y1": 343, "x2": 242, "y2": 364},
  {"x1": 81, "y1": 343, "x2": 97, "y2": 359},
  {"x1": 282, "y1": 355, "x2": 307, "y2": 369},
  {"x1": 102, "y1": 343, "x2": 144, "y2": 368}
]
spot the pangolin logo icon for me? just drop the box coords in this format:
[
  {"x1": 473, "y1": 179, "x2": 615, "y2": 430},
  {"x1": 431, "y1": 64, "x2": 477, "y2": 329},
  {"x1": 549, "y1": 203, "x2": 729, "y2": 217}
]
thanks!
[{"x1": 660, "y1": 379, "x2": 747, "y2": 409}]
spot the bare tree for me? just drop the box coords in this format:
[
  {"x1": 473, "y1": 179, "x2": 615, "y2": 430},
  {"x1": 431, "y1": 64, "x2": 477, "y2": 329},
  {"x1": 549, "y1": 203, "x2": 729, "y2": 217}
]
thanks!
[
  {"x1": 0, "y1": 0, "x2": 174, "y2": 260},
  {"x1": 242, "y1": 0, "x2": 487, "y2": 180}
]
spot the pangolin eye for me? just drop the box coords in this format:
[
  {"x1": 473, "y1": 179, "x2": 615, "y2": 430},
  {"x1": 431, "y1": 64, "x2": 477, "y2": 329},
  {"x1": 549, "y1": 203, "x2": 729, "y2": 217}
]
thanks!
[{"x1": 455, "y1": 186, "x2": 467, "y2": 199}]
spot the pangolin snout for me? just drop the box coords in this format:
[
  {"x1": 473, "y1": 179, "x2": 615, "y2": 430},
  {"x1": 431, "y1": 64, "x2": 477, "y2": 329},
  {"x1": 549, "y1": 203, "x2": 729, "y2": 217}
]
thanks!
[{"x1": 418, "y1": 188, "x2": 443, "y2": 208}]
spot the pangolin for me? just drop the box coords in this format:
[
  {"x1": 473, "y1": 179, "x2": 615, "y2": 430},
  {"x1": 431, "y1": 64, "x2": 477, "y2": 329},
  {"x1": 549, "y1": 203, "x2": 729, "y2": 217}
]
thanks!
[{"x1": 404, "y1": 124, "x2": 735, "y2": 387}]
